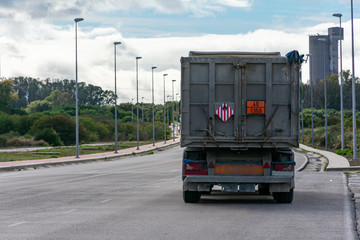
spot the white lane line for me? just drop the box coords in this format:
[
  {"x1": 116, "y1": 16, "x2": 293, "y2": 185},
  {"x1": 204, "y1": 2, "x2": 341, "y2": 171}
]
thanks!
[
  {"x1": 63, "y1": 209, "x2": 76, "y2": 214},
  {"x1": 8, "y1": 221, "x2": 27, "y2": 227},
  {"x1": 101, "y1": 199, "x2": 112, "y2": 203}
]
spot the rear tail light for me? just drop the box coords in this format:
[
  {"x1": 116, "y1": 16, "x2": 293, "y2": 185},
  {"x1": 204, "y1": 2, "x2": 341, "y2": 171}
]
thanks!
[
  {"x1": 272, "y1": 162, "x2": 295, "y2": 171},
  {"x1": 184, "y1": 160, "x2": 208, "y2": 175}
]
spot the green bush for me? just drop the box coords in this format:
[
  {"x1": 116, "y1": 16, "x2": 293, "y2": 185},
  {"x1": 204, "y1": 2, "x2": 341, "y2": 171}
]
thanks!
[
  {"x1": 336, "y1": 149, "x2": 353, "y2": 156},
  {"x1": 35, "y1": 128, "x2": 62, "y2": 146},
  {"x1": 30, "y1": 115, "x2": 87, "y2": 145},
  {"x1": 0, "y1": 112, "x2": 13, "y2": 134},
  {"x1": 6, "y1": 137, "x2": 48, "y2": 147},
  {"x1": 0, "y1": 136, "x2": 8, "y2": 147}
]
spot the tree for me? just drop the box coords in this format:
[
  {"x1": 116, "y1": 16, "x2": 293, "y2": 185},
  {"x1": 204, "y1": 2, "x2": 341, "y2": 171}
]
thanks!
[
  {"x1": 44, "y1": 90, "x2": 73, "y2": 106},
  {"x1": 0, "y1": 80, "x2": 18, "y2": 113},
  {"x1": 25, "y1": 100, "x2": 53, "y2": 113}
]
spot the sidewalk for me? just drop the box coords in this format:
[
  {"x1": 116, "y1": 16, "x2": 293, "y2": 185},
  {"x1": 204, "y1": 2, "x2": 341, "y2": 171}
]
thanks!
[
  {"x1": 0, "y1": 138, "x2": 181, "y2": 171},
  {"x1": 299, "y1": 144, "x2": 353, "y2": 171}
]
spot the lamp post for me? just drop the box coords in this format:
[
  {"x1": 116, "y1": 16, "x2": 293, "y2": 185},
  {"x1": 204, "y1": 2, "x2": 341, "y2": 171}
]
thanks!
[
  {"x1": 351, "y1": 0, "x2": 357, "y2": 160},
  {"x1": 176, "y1": 93, "x2": 179, "y2": 133},
  {"x1": 74, "y1": 17, "x2": 84, "y2": 159},
  {"x1": 333, "y1": 13, "x2": 344, "y2": 151},
  {"x1": 167, "y1": 95, "x2": 171, "y2": 128},
  {"x1": 300, "y1": 69, "x2": 304, "y2": 144},
  {"x1": 163, "y1": 73, "x2": 168, "y2": 143},
  {"x1": 131, "y1": 98, "x2": 134, "y2": 122},
  {"x1": 307, "y1": 53, "x2": 314, "y2": 147},
  {"x1": 172, "y1": 80, "x2": 176, "y2": 141},
  {"x1": 152, "y1": 66, "x2": 157, "y2": 146},
  {"x1": 113, "y1": 41, "x2": 121, "y2": 153},
  {"x1": 136, "y1": 57, "x2": 142, "y2": 150},
  {"x1": 318, "y1": 38, "x2": 328, "y2": 150}
]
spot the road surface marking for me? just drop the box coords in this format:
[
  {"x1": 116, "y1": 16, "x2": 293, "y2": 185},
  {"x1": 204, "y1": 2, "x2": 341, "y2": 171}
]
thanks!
[
  {"x1": 8, "y1": 221, "x2": 27, "y2": 227},
  {"x1": 101, "y1": 199, "x2": 112, "y2": 203},
  {"x1": 63, "y1": 209, "x2": 76, "y2": 214}
]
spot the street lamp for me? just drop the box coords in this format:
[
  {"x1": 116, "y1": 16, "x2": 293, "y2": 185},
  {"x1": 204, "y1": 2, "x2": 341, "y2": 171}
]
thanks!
[
  {"x1": 176, "y1": 93, "x2": 179, "y2": 128},
  {"x1": 113, "y1": 41, "x2": 121, "y2": 153},
  {"x1": 152, "y1": 66, "x2": 157, "y2": 146},
  {"x1": 167, "y1": 95, "x2": 171, "y2": 128},
  {"x1": 74, "y1": 17, "x2": 84, "y2": 159},
  {"x1": 307, "y1": 53, "x2": 314, "y2": 147},
  {"x1": 172, "y1": 80, "x2": 176, "y2": 141},
  {"x1": 318, "y1": 37, "x2": 328, "y2": 150},
  {"x1": 351, "y1": 1, "x2": 357, "y2": 160},
  {"x1": 300, "y1": 68, "x2": 304, "y2": 144},
  {"x1": 333, "y1": 13, "x2": 344, "y2": 151},
  {"x1": 163, "y1": 73, "x2": 168, "y2": 143},
  {"x1": 136, "y1": 56, "x2": 142, "y2": 150}
]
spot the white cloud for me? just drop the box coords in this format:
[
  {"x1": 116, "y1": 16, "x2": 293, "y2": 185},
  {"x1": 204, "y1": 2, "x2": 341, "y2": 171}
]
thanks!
[
  {"x1": 2, "y1": 11, "x2": 360, "y2": 105},
  {"x1": 217, "y1": 0, "x2": 253, "y2": 8},
  {"x1": 0, "y1": 0, "x2": 252, "y2": 21}
]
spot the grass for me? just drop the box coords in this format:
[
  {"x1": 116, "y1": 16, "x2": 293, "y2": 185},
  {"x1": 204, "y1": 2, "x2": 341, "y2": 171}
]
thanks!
[{"x1": 0, "y1": 141, "x2": 153, "y2": 162}]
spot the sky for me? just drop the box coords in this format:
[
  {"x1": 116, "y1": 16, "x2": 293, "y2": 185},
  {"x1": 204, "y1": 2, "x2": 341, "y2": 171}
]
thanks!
[{"x1": 0, "y1": 0, "x2": 360, "y2": 104}]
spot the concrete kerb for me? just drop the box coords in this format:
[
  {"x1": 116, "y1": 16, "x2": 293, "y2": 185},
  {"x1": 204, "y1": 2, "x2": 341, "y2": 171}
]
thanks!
[
  {"x1": 0, "y1": 141, "x2": 181, "y2": 172},
  {"x1": 296, "y1": 150, "x2": 309, "y2": 172},
  {"x1": 299, "y1": 144, "x2": 353, "y2": 172}
]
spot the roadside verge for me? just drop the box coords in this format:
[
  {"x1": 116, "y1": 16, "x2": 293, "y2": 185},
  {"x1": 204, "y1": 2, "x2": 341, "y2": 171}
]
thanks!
[{"x1": 0, "y1": 139, "x2": 180, "y2": 172}]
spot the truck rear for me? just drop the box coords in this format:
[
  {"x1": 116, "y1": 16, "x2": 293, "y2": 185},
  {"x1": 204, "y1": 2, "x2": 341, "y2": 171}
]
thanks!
[{"x1": 180, "y1": 51, "x2": 300, "y2": 203}]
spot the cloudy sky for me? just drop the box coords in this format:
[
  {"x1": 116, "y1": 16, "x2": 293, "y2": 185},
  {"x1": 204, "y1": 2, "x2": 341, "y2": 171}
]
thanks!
[{"x1": 0, "y1": 0, "x2": 359, "y2": 103}]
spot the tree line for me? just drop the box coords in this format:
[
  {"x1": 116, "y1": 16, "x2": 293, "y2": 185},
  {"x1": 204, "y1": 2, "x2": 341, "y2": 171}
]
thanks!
[
  {"x1": 301, "y1": 70, "x2": 360, "y2": 111},
  {"x1": 11, "y1": 76, "x2": 115, "y2": 110},
  {"x1": 0, "y1": 77, "x2": 179, "y2": 147}
]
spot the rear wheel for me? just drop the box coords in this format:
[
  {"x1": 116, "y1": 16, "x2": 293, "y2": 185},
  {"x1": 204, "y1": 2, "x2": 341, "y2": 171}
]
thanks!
[
  {"x1": 273, "y1": 189, "x2": 294, "y2": 203},
  {"x1": 183, "y1": 191, "x2": 201, "y2": 203}
]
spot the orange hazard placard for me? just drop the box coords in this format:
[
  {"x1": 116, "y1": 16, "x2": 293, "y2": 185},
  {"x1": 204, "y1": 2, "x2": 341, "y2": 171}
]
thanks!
[{"x1": 247, "y1": 101, "x2": 265, "y2": 115}]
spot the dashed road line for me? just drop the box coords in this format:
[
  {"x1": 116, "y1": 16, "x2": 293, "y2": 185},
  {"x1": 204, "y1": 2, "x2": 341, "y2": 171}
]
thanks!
[
  {"x1": 63, "y1": 209, "x2": 76, "y2": 214},
  {"x1": 8, "y1": 221, "x2": 27, "y2": 227},
  {"x1": 101, "y1": 199, "x2": 112, "y2": 203}
]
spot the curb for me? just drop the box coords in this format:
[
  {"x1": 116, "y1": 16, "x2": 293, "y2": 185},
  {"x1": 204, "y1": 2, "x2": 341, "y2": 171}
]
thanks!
[
  {"x1": 0, "y1": 141, "x2": 180, "y2": 172},
  {"x1": 297, "y1": 153, "x2": 309, "y2": 172},
  {"x1": 325, "y1": 167, "x2": 360, "y2": 172}
]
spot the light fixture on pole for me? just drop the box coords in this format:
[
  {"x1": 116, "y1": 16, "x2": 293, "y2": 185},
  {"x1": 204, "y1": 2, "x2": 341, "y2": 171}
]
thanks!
[
  {"x1": 163, "y1": 73, "x2": 168, "y2": 143},
  {"x1": 318, "y1": 37, "x2": 328, "y2": 150},
  {"x1": 136, "y1": 57, "x2": 142, "y2": 150},
  {"x1": 306, "y1": 53, "x2": 314, "y2": 147},
  {"x1": 333, "y1": 13, "x2": 344, "y2": 151},
  {"x1": 351, "y1": 0, "x2": 357, "y2": 160},
  {"x1": 113, "y1": 41, "x2": 121, "y2": 153},
  {"x1": 151, "y1": 66, "x2": 157, "y2": 146},
  {"x1": 74, "y1": 17, "x2": 84, "y2": 159},
  {"x1": 172, "y1": 80, "x2": 176, "y2": 141}
]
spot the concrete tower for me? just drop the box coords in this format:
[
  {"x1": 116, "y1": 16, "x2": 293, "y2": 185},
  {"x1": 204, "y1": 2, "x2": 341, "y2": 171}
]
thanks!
[{"x1": 309, "y1": 27, "x2": 343, "y2": 85}]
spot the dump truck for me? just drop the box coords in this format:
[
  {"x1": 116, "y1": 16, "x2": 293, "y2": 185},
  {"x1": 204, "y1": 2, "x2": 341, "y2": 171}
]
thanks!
[{"x1": 180, "y1": 51, "x2": 300, "y2": 203}]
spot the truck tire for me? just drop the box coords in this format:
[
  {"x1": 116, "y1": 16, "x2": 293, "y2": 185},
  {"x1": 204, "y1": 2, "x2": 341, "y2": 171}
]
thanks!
[
  {"x1": 183, "y1": 191, "x2": 201, "y2": 203},
  {"x1": 272, "y1": 189, "x2": 294, "y2": 203}
]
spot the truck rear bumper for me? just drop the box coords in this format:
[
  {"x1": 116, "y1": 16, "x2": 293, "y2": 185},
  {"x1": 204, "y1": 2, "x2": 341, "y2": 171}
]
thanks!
[
  {"x1": 183, "y1": 175, "x2": 294, "y2": 192},
  {"x1": 184, "y1": 175, "x2": 293, "y2": 184}
]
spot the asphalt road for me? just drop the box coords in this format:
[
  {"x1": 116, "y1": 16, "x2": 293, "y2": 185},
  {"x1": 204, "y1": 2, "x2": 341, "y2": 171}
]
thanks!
[{"x1": 0, "y1": 146, "x2": 357, "y2": 240}]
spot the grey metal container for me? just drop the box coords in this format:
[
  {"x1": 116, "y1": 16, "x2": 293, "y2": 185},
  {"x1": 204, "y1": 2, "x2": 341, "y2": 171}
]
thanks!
[{"x1": 180, "y1": 51, "x2": 299, "y2": 149}]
